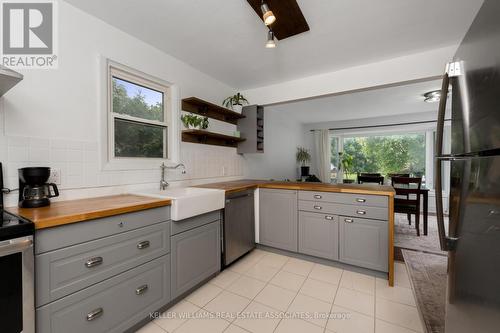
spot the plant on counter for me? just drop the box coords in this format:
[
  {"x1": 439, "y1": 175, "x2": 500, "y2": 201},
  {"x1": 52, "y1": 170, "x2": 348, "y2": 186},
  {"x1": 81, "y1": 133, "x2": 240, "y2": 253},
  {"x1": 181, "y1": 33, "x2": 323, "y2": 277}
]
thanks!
[
  {"x1": 222, "y1": 92, "x2": 249, "y2": 112},
  {"x1": 296, "y1": 147, "x2": 311, "y2": 178},
  {"x1": 181, "y1": 113, "x2": 209, "y2": 130},
  {"x1": 339, "y1": 152, "x2": 355, "y2": 183}
]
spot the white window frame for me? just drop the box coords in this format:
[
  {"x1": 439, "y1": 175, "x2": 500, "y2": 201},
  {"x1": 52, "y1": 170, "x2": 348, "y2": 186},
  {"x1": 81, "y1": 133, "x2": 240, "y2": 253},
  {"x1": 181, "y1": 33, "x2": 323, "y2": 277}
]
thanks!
[
  {"x1": 99, "y1": 58, "x2": 180, "y2": 170},
  {"x1": 329, "y1": 121, "x2": 452, "y2": 193}
]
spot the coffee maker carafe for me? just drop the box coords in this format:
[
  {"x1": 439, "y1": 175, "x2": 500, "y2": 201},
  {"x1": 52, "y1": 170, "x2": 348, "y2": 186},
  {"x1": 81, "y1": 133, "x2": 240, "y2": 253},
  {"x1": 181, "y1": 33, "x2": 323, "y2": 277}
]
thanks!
[{"x1": 18, "y1": 167, "x2": 59, "y2": 208}]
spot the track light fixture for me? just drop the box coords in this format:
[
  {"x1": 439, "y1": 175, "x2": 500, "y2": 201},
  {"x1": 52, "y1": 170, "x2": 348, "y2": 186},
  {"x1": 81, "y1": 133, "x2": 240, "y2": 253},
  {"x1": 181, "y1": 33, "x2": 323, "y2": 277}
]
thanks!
[
  {"x1": 265, "y1": 29, "x2": 276, "y2": 48},
  {"x1": 261, "y1": 2, "x2": 276, "y2": 26}
]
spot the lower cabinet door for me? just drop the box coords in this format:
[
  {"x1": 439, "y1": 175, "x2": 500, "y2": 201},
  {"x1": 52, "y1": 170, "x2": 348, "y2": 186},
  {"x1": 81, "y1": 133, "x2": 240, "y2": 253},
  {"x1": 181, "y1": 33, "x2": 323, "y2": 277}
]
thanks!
[
  {"x1": 171, "y1": 221, "x2": 221, "y2": 298},
  {"x1": 339, "y1": 216, "x2": 388, "y2": 272},
  {"x1": 259, "y1": 189, "x2": 298, "y2": 252},
  {"x1": 36, "y1": 255, "x2": 171, "y2": 333},
  {"x1": 298, "y1": 211, "x2": 339, "y2": 260}
]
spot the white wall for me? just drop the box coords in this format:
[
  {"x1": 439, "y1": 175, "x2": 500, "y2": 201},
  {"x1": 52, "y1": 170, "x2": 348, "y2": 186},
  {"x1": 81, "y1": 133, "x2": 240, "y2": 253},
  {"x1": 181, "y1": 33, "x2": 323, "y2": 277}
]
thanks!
[
  {"x1": 242, "y1": 46, "x2": 456, "y2": 106},
  {"x1": 0, "y1": 1, "x2": 244, "y2": 206},
  {"x1": 243, "y1": 106, "x2": 307, "y2": 181}
]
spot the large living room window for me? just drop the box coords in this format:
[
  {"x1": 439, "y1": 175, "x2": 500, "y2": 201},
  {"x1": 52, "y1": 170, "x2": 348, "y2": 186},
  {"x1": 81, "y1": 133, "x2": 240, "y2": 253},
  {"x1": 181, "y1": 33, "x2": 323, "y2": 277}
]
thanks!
[{"x1": 331, "y1": 131, "x2": 429, "y2": 185}]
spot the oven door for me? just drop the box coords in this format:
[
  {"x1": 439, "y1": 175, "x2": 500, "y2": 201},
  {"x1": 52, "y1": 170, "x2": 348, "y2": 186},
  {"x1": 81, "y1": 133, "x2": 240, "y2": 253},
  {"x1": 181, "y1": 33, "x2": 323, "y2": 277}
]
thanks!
[{"x1": 0, "y1": 236, "x2": 34, "y2": 333}]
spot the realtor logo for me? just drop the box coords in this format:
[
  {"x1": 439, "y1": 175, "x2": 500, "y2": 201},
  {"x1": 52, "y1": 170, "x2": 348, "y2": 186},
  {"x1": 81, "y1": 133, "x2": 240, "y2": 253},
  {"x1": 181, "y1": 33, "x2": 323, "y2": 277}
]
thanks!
[{"x1": 1, "y1": 0, "x2": 58, "y2": 68}]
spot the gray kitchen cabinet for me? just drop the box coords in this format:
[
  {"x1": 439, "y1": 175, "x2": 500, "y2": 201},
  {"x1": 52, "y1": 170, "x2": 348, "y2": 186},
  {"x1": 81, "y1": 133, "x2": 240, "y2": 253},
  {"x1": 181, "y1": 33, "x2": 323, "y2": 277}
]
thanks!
[
  {"x1": 171, "y1": 220, "x2": 221, "y2": 298},
  {"x1": 36, "y1": 222, "x2": 170, "y2": 306},
  {"x1": 339, "y1": 216, "x2": 388, "y2": 272},
  {"x1": 35, "y1": 207, "x2": 172, "y2": 333},
  {"x1": 36, "y1": 255, "x2": 170, "y2": 333},
  {"x1": 259, "y1": 189, "x2": 298, "y2": 252},
  {"x1": 298, "y1": 211, "x2": 339, "y2": 260}
]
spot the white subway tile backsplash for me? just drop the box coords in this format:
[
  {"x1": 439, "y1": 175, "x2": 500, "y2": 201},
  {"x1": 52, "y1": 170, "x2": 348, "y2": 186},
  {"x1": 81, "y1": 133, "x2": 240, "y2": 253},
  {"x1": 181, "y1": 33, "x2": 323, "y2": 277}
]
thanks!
[
  {"x1": 85, "y1": 141, "x2": 98, "y2": 151},
  {"x1": 8, "y1": 136, "x2": 30, "y2": 147},
  {"x1": 8, "y1": 146, "x2": 29, "y2": 162},
  {"x1": 66, "y1": 140, "x2": 85, "y2": 150},
  {"x1": 50, "y1": 139, "x2": 67, "y2": 149},
  {"x1": 67, "y1": 162, "x2": 84, "y2": 176},
  {"x1": 66, "y1": 149, "x2": 84, "y2": 162},
  {"x1": 50, "y1": 148, "x2": 66, "y2": 162},
  {"x1": 29, "y1": 148, "x2": 50, "y2": 162},
  {"x1": 84, "y1": 150, "x2": 99, "y2": 163},
  {"x1": 29, "y1": 138, "x2": 50, "y2": 149},
  {"x1": 3, "y1": 136, "x2": 244, "y2": 195}
]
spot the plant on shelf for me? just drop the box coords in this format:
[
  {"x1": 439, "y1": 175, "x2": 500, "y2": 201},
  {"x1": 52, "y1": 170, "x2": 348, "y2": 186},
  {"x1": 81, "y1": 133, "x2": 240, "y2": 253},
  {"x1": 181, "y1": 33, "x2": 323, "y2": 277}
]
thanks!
[
  {"x1": 181, "y1": 113, "x2": 209, "y2": 130},
  {"x1": 296, "y1": 146, "x2": 311, "y2": 178},
  {"x1": 222, "y1": 92, "x2": 249, "y2": 113}
]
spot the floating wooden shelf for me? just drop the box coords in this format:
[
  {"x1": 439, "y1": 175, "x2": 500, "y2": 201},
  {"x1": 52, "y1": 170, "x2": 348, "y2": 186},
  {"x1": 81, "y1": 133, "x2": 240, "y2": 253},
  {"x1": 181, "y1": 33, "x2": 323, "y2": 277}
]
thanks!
[
  {"x1": 182, "y1": 97, "x2": 245, "y2": 125},
  {"x1": 182, "y1": 129, "x2": 246, "y2": 148}
]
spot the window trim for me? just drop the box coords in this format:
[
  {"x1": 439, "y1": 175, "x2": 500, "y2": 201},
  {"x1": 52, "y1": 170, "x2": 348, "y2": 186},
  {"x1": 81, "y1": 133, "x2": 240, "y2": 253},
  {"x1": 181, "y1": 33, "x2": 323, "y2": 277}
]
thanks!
[
  {"x1": 329, "y1": 123, "x2": 452, "y2": 193},
  {"x1": 99, "y1": 57, "x2": 180, "y2": 171}
]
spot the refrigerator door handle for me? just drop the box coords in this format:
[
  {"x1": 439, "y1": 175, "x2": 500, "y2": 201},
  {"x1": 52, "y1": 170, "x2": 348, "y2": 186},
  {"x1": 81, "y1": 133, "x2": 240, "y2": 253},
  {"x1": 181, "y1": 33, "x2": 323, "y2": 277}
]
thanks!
[
  {"x1": 435, "y1": 72, "x2": 452, "y2": 251},
  {"x1": 436, "y1": 155, "x2": 470, "y2": 161}
]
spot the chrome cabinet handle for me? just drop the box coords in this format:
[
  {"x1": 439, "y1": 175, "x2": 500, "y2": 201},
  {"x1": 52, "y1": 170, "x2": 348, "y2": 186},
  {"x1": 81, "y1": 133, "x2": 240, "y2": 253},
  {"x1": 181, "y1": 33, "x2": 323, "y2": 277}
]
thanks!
[
  {"x1": 356, "y1": 198, "x2": 366, "y2": 203},
  {"x1": 325, "y1": 215, "x2": 334, "y2": 220},
  {"x1": 85, "y1": 256, "x2": 103, "y2": 268},
  {"x1": 136, "y1": 284, "x2": 149, "y2": 295},
  {"x1": 344, "y1": 218, "x2": 354, "y2": 223},
  {"x1": 356, "y1": 210, "x2": 366, "y2": 215},
  {"x1": 86, "y1": 308, "x2": 103, "y2": 321},
  {"x1": 137, "y1": 240, "x2": 150, "y2": 250},
  {"x1": 313, "y1": 205, "x2": 322, "y2": 210},
  {"x1": 314, "y1": 194, "x2": 322, "y2": 199}
]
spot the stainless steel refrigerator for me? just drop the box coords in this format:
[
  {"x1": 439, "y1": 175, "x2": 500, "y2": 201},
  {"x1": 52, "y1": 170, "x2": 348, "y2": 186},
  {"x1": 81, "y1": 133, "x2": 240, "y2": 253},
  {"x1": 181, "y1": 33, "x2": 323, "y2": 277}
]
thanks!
[{"x1": 435, "y1": 1, "x2": 500, "y2": 332}]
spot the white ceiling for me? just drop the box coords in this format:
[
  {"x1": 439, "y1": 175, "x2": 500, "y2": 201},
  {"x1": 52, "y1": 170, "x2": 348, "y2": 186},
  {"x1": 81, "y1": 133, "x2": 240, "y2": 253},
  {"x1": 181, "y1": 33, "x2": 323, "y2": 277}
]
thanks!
[
  {"x1": 64, "y1": 0, "x2": 482, "y2": 89},
  {"x1": 268, "y1": 79, "x2": 446, "y2": 124}
]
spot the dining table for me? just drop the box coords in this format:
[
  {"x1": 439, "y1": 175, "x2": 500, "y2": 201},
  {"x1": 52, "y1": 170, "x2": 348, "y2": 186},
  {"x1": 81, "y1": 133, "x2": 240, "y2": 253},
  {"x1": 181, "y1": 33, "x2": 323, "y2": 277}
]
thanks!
[{"x1": 398, "y1": 184, "x2": 430, "y2": 236}]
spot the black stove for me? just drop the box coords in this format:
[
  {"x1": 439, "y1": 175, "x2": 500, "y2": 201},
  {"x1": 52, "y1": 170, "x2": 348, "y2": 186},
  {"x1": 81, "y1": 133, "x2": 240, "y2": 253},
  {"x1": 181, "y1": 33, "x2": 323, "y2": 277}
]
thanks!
[
  {"x1": 1, "y1": 161, "x2": 34, "y2": 241},
  {"x1": 0, "y1": 211, "x2": 34, "y2": 241}
]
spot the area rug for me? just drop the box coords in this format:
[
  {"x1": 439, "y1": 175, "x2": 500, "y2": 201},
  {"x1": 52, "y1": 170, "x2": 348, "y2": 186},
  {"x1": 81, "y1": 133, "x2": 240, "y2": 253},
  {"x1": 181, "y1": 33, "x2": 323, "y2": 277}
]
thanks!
[
  {"x1": 402, "y1": 249, "x2": 448, "y2": 333},
  {"x1": 394, "y1": 213, "x2": 447, "y2": 256}
]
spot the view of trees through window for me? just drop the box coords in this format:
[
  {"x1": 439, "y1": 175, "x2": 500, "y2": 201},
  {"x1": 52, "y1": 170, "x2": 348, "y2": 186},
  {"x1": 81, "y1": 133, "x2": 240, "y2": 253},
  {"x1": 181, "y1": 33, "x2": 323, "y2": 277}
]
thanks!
[
  {"x1": 331, "y1": 133, "x2": 426, "y2": 182},
  {"x1": 112, "y1": 76, "x2": 166, "y2": 158}
]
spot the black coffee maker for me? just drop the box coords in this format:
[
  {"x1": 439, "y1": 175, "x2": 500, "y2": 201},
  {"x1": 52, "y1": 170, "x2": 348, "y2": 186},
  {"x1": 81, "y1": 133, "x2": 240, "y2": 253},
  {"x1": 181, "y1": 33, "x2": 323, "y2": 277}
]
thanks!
[{"x1": 18, "y1": 167, "x2": 59, "y2": 208}]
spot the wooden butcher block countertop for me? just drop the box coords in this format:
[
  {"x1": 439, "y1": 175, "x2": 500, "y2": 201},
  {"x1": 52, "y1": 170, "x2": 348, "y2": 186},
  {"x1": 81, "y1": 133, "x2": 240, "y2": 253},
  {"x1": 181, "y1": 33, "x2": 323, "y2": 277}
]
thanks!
[
  {"x1": 196, "y1": 179, "x2": 395, "y2": 196},
  {"x1": 6, "y1": 194, "x2": 171, "y2": 230}
]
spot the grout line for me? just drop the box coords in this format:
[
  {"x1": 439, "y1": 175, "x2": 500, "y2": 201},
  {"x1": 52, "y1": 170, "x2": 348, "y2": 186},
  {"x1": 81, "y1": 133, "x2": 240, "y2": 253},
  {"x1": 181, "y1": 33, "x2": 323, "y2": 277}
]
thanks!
[
  {"x1": 376, "y1": 318, "x2": 422, "y2": 333},
  {"x1": 324, "y1": 268, "x2": 344, "y2": 333},
  {"x1": 270, "y1": 257, "x2": 311, "y2": 333}
]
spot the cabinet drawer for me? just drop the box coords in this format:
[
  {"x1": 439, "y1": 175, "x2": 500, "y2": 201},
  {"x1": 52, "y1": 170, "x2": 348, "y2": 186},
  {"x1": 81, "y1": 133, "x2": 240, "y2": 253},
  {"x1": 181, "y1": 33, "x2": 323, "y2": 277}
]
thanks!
[
  {"x1": 36, "y1": 222, "x2": 170, "y2": 306},
  {"x1": 35, "y1": 206, "x2": 171, "y2": 254},
  {"x1": 339, "y1": 216, "x2": 388, "y2": 272},
  {"x1": 299, "y1": 191, "x2": 388, "y2": 208},
  {"x1": 171, "y1": 210, "x2": 220, "y2": 236},
  {"x1": 298, "y1": 200, "x2": 388, "y2": 221},
  {"x1": 36, "y1": 255, "x2": 170, "y2": 333}
]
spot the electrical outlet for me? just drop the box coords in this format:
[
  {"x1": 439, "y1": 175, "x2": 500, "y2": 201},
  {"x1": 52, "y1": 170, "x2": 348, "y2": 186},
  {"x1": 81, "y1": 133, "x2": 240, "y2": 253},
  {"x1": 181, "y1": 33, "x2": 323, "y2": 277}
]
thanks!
[{"x1": 49, "y1": 168, "x2": 61, "y2": 185}]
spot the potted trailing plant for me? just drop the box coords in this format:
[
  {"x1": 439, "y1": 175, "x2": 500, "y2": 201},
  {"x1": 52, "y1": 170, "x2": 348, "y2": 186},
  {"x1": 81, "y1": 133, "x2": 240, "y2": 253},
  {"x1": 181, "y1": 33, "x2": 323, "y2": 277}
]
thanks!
[
  {"x1": 181, "y1": 113, "x2": 209, "y2": 130},
  {"x1": 296, "y1": 147, "x2": 311, "y2": 178},
  {"x1": 222, "y1": 92, "x2": 249, "y2": 113}
]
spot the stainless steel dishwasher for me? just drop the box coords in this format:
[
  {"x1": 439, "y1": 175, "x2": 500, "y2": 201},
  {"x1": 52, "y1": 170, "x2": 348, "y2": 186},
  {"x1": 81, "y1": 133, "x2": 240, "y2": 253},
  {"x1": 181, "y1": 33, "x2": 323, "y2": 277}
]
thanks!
[{"x1": 222, "y1": 189, "x2": 255, "y2": 267}]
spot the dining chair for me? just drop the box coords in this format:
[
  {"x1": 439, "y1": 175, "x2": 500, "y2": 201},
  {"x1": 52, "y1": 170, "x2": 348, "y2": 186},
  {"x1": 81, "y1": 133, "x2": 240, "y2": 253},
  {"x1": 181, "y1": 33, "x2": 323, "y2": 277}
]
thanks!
[
  {"x1": 392, "y1": 176, "x2": 422, "y2": 236},
  {"x1": 357, "y1": 174, "x2": 384, "y2": 185}
]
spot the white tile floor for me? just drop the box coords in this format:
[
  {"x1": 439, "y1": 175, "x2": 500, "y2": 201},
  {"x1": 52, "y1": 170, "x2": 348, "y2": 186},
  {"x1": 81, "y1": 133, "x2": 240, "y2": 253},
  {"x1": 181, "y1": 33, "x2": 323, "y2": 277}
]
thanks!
[{"x1": 136, "y1": 249, "x2": 424, "y2": 333}]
